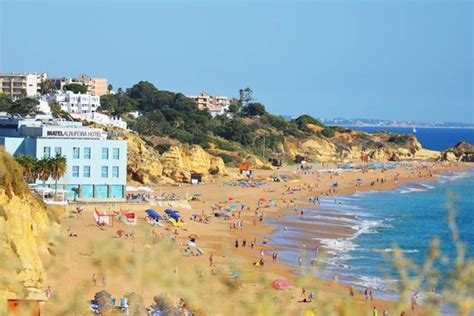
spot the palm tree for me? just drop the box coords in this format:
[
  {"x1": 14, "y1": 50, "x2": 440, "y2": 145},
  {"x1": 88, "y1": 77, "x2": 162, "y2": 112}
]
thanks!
[
  {"x1": 49, "y1": 154, "x2": 67, "y2": 198},
  {"x1": 15, "y1": 154, "x2": 38, "y2": 183},
  {"x1": 36, "y1": 157, "x2": 52, "y2": 189}
]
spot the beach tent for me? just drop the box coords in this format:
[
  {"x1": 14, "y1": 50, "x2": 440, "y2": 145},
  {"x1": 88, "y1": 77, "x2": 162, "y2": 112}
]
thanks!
[
  {"x1": 137, "y1": 186, "x2": 153, "y2": 193},
  {"x1": 145, "y1": 209, "x2": 162, "y2": 221},
  {"x1": 126, "y1": 186, "x2": 138, "y2": 192}
]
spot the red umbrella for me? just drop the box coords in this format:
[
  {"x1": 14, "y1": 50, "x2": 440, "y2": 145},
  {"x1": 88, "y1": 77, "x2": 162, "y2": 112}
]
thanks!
[
  {"x1": 259, "y1": 198, "x2": 266, "y2": 202},
  {"x1": 271, "y1": 279, "x2": 289, "y2": 290}
]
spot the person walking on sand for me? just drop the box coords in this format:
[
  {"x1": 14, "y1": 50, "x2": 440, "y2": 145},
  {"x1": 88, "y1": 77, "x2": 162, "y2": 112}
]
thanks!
[
  {"x1": 372, "y1": 306, "x2": 378, "y2": 316},
  {"x1": 101, "y1": 276, "x2": 107, "y2": 287},
  {"x1": 242, "y1": 239, "x2": 246, "y2": 247},
  {"x1": 349, "y1": 286, "x2": 355, "y2": 297},
  {"x1": 364, "y1": 288, "x2": 369, "y2": 300},
  {"x1": 45, "y1": 286, "x2": 53, "y2": 299},
  {"x1": 209, "y1": 254, "x2": 213, "y2": 267},
  {"x1": 369, "y1": 288, "x2": 374, "y2": 300},
  {"x1": 260, "y1": 249, "x2": 264, "y2": 257},
  {"x1": 92, "y1": 273, "x2": 97, "y2": 287},
  {"x1": 235, "y1": 239, "x2": 239, "y2": 249}
]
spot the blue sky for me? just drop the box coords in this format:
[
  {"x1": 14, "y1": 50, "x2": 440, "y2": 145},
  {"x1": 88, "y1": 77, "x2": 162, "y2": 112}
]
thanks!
[{"x1": 1, "y1": 0, "x2": 472, "y2": 123}]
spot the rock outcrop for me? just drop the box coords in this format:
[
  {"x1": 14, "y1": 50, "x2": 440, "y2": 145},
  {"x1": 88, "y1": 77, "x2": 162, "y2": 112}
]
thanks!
[
  {"x1": 277, "y1": 130, "x2": 440, "y2": 163},
  {"x1": 439, "y1": 141, "x2": 474, "y2": 162},
  {"x1": 102, "y1": 127, "x2": 234, "y2": 184},
  {"x1": 0, "y1": 148, "x2": 58, "y2": 311}
]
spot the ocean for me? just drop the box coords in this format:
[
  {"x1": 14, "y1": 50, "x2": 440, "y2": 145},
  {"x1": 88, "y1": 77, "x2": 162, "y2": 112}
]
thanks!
[
  {"x1": 346, "y1": 126, "x2": 474, "y2": 151},
  {"x1": 269, "y1": 171, "x2": 474, "y2": 303}
]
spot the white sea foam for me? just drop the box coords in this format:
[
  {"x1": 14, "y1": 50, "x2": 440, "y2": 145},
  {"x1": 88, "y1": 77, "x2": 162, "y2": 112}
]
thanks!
[
  {"x1": 372, "y1": 248, "x2": 419, "y2": 254},
  {"x1": 318, "y1": 238, "x2": 358, "y2": 254}
]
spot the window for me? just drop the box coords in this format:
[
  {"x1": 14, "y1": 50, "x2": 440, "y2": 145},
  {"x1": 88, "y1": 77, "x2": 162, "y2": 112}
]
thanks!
[
  {"x1": 73, "y1": 147, "x2": 80, "y2": 159},
  {"x1": 84, "y1": 147, "x2": 91, "y2": 159},
  {"x1": 83, "y1": 166, "x2": 90, "y2": 178},
  {"x1": 101, "y1": 166, "x2": 108, "y2": 178},
  {"x1": 43, "y1": 146, "x2": 51, "y2": 158},
  {"x1": 54, "y1": 147, "x2": 62, "y2": 156},
  {"x1": 101, "y1": 148, "x2": 109, "y2": 159},
  {"x1": 112, "y1": 148, "x2": 119, "y2": 160},
  {"x1": 112, "y1": 166, "x2": 119, "y2": 178},
  {"x1": 72, "y1": 166, "x2": 79, "y2": 177}
]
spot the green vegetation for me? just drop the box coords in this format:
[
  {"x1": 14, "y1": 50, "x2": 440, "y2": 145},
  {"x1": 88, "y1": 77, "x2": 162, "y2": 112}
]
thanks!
[
  {"x1": 63, "y1": 83, "x2": 88, "y2": 94},
  {"x1": 0, "y1": 94, "x2": 40, "y2": 115},
  {"x1": 321, "y1": 126, "x2": 336, "y2": 138},
  {"x1": 15, "y1": 154, "x2": 67, "y2": 196},
  {"x1": 98, "y1": 81, "x2": 325, "y2": 158},
  {"x1": 39, "y1": 79, "x2": 58, "y2": 94}
]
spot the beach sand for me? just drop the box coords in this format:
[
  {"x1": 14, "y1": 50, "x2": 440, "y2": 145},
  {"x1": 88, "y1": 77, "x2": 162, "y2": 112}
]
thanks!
[{"x1": 41, "y1": 161, "x2": 467, "y2": 314}]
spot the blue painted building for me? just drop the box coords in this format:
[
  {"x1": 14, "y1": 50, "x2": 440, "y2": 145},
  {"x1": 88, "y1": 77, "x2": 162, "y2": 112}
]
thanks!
[{"x1": 0, "y1": 115, "x2": 127, "y2": 200}]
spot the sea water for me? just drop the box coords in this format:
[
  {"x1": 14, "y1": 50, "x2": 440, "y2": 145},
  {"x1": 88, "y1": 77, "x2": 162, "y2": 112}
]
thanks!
[
  {"x1": 347, "y1": 126, "x2": 474, "y2": 151},
  {"x1": 268, "y1": 171, "x2": 474, "y2": 303}
]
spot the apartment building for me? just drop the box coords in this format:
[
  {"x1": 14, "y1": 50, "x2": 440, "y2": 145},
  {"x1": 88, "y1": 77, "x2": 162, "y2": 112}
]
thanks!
[
  {"x1": 0, "y1": 73, "x2": 47, "y2": 99},
  {"x1": 39, "y1": 91, "x2": 100, "y2": 114},
  {"x1": 53, "y1": 74, "x2": 108, "y2": 96},
  {"x1": 187, "y1": 92, "x2": 230, "y2": 117}
]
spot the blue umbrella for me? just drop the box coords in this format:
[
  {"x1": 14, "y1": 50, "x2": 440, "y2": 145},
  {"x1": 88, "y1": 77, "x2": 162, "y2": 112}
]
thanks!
[{"x1": 146, "y1": 209, "x2": 161, "y2": 221}]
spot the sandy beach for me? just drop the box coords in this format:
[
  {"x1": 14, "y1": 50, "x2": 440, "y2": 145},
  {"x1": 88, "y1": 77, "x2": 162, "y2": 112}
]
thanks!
[{"x1": 42, "y1": 161, "x2": 468, "y2": 315}]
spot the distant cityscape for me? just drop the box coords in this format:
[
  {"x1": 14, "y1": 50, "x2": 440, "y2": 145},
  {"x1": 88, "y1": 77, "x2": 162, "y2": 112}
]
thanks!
[{"x1": 319, "y1": 118, "x2": 474, "y2": 129}]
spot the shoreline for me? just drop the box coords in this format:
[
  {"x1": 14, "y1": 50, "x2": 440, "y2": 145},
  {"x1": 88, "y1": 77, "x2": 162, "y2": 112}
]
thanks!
[
  {"x1": 40, "y1": 161, "x2": 471, "y2": 314},
  {"x1": 226, "y1": 162, "x2": 471, "y2": 308}
]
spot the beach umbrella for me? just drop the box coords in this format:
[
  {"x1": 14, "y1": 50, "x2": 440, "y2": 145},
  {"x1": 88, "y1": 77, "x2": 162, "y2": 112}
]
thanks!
[
  {"x1": 188, "y1": 234, "x2": 198, "y2": 239},
  {"x1": 271, "y1": 279, "x2": 290, "y2": 290},
  {"x1": 259, "y1": 197, "x2": 266, "y2": 201},
  {"x1": 356, "y1": 178, "x2": 363, "y2": 182},
  {"x1": 193, "y1": 193, "x2": 202, "y2": 196},
  {"x1": 230, "y1": 204, "x2": 238, "y2": 209}
]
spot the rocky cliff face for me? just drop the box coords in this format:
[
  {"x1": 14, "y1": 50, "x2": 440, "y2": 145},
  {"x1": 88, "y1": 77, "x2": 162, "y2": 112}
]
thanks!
[
  {"x1": 279, "y1": 129, "x2": 439, "y2": 163},
  {"x1": 0, "y1": 148, "x2": 57, "y2": 309},
  {"x1": 439, "y1": 141, "x2": 474, "y2": 162},
  {"x1": 104, "y1": 128, "x2": 234, "y2": 184}
]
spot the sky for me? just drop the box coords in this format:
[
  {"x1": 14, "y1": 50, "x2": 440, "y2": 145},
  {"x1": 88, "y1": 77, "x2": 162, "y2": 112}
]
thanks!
[{"x1": 1, "y1": 0, "x2": 473, "y2": 123}]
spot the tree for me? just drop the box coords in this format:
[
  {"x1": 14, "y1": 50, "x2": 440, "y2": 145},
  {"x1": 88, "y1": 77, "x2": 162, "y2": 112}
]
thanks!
[
  {"x1": 40, "y1": 79, "x2": 57, "y2": 94},
  {"x1": 239, "y1": 87, "x2": 253, "y2": 107},
  {"x1": 0, "y1": 93, "x2": 13, "y2": 112},
  {"x1": 36, "y1": 157, "x2": 52, "y2": 188},
  {"x1": 108, "y1": 84, "x2": 113, "y2": 93},
  {"x1": 50, "y1": 101, "x2": 62, "y2": 116},
  {"x1": 242, "y1": 102, "x2": 266, "y2": 117},
  {"x1": 15, "y1": 154, "x2": 38, "y2": 183},
  {"x1": 64, "y1": 83, "x2": 88, "y2": 94},
  {"x1": 9, "y1": 97, "x2": 40, "y2": 115},
  {"x1": 49, "y1": 154, "x2": 67, "y2": 198}
]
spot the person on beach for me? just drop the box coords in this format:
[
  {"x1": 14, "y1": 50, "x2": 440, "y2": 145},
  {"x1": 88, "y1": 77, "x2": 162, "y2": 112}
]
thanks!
[
  {"x1": 242, "y1": 239, "x2": 247, "y2": 247},
  {"x1": 251, "y1": 242, "x2": 255, "y2": 249},
  {"x1": 349, "y1": 286, "x2": 355, "y2": 297},
  {"x1": 92, "y1": 273, "x2": 97, "y2": 287},
  {"x1": 298, "y1": 256, "x2": 303, "y2": 267},
  {"x1": 373, "y1": 306, "x2": 378, "y2": 316},
  {"x1": 209, "y1": 254, "x2": 213, "y2": 267},
  {"x1": 284, "y1": 226, "x2": 288, "y2": 232},
  {"x1": 263, "y1": 237, "x2": 267, "y2": 245},
  {"x1": 101, "y1": 276, "x2": 107, "y2": 287},
  {"x1": 411, "y1": 293, "x2": 418, "y2": 311},
  {"x1": 364, "y1": 288, "x2": 369, "y2": 300},
  {"x1": 383, "y1": 310, "x2": 388, "y2": 316},
  {"x1": 235, "y1": 239, "x2": 239, "y2": 249},
  {"x1": 45, "y1": 286, "x2": 53, "y2": 299},
  {"x1": 369, "y1": 288, "x2": 374, "y2": 300},
  {"x1": 260, "y1": 249, "x2": 264, "y2": 257}
]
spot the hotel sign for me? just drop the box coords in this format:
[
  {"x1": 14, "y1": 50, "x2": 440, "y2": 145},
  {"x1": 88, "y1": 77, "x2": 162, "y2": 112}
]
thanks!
[{"x1": 42, "y1": 127, "x2": 107, "y2": 139}]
